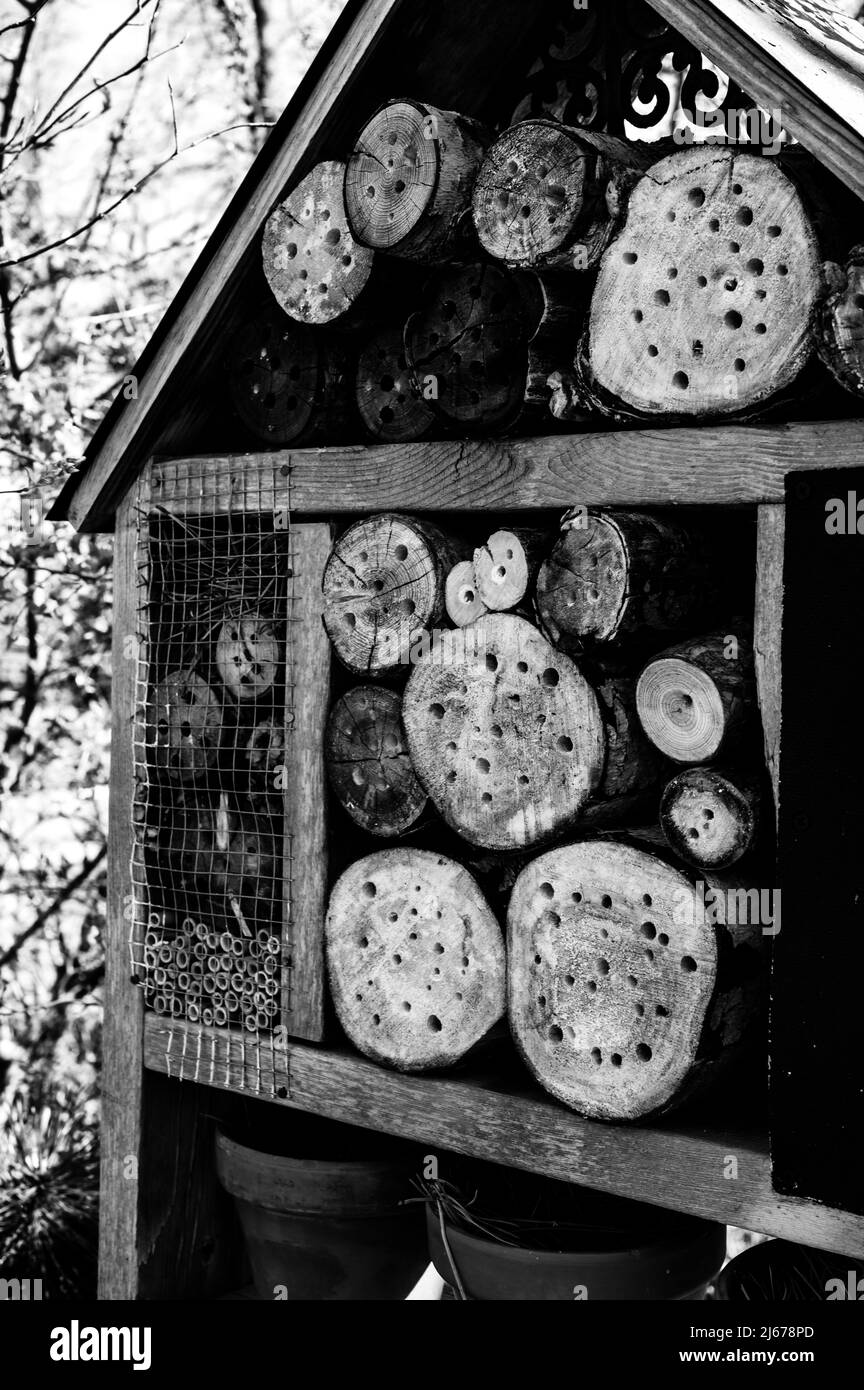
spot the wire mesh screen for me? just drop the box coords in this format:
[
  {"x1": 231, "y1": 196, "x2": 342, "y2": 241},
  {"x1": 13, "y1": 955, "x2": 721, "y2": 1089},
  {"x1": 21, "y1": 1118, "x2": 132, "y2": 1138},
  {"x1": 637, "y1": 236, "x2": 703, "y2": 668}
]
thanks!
[{"x1": 128, "y1": 463, "x2": 297, "y2": 1063}]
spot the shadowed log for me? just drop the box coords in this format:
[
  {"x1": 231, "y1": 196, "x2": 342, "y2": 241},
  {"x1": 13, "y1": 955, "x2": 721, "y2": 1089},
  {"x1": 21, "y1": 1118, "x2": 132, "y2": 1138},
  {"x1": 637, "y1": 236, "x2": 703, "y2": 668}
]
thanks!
[
  {"x1": 660, "y1": 766, "x2": 761, "y2": 870},
  {"x1": 325, "y1": 686, "x2": 427, "y2": 836}
]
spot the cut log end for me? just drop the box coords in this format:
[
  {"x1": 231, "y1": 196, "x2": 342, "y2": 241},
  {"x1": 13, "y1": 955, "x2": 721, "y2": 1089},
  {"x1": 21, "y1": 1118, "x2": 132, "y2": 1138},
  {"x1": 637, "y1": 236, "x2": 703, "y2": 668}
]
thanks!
[
  {"x1": 148, "y1": 671, "x2": 222, "y2": 783},
  {"x1": 636, "y1": 657, "x2": 725, "y2": 763},
  {"x1": 445, "y1": 559, "x2": 488, "y2": 628},
  {"x1": 818, "y1": 246, "x2": 864, "y2": 398},
  {"x1": 587, "y1": 148, "x2": 822, "y2": 417},
  {"x1": 325, "y1": 686, "x2": 427, "y2": 836},
  {"x1": 507, "y1": 840, "x2": 721, "y2": 1121},
  {"x1": 262, "y1": 160, "x2": 374, "y2": 326},
  {"x1": 472, "y1": 120, "x2": 589, "y2": 267},
  {"x1": 325, "y1": 848, "x2": 505, "y2": 1071},
  {"x1": 226, "y1": 313, "x2": 320, "y2": 444},
  {"x1": 660, "y1": 767, "x2": 758, "y2": 870},
  {"x1": 402, "y1": 614, "x2": 605, "y2": 851},
  {"x1": 215, "y1": 613, "x2": 280, "y2": 703},
  {"x1": 536, "y1": 514, "x2": 628, "y2": 648},
  {"x1": 355, "y1": 325, "x2": 435, "y2": 442},
  {"x1": 473, "y1": 529, "x2": 542, "y2": 612}
]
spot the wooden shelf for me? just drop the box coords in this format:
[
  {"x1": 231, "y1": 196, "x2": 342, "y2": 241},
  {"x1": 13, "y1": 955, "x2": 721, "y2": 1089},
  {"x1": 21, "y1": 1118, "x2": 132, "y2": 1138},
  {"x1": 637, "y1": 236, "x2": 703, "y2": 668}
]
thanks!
[{"x1": 144, "y1": 1015, "x2": 864, "y2": 1260}]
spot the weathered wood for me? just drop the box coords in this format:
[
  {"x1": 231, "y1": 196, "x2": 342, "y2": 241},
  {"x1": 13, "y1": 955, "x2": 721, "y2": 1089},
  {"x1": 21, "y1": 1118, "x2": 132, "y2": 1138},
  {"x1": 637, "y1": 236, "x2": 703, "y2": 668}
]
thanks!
[
  {"x1": 262, "y1": 160, "x2": 375, "y2": 325},
  {"x1": 402, "y1": 614, "x2": 605, "y2": 851},
  {"x1": 322, "y1": 513, "x2": 460, "y2": 676},
  {"x1": 144, "y1": 1013, "x2": 864, "y2": 1259},
  {"x1": 507, "y1": 839, "x2": 765, "y2": 1122},
  {"x1": 147, "y1": 670, "x2": 222, "y2": 783},
  {"x1": 576, "y1": 148, "x2": 823, "y2": 420},
  {"x1": 325, "y1": 685, "x2": 427, "y2": 836},
  {"x1": 592, "y1": 672, "x2": 665, "y2": 804},
  {"x1": 226, "y1": 311, "x2": 327, "y2": 446},
  {"x1": 149, "y1": 421, "x2": 864, "y2": 519},
  {"x1": 818, "y1": 245, "x2": 864, "y2": 397},
  {"x1": 472, "y1": 120, "x2": 652, "y2": 271},
  {"x1": 473, "y1": 528, "x2": 547, "y2": 612},
  {"x1": 325, "y1": 848, "x2": 505, "y2": 1070},
  {"x1": 215, "y1": 612, "x2": 280, "y2": 703},
  {"x1": 636, "y1": 634, "x2": 756, "y2": 764},
  {"x1": 444, "y1": 559, "x2": 488, "y2": 628},
  {"x1": 355, "y1": 324, "x2": 435, "y2": 442},
  {"x1": 660, "y1": 766, "x2": 761, "y2": 870},
  {"x1": 281, "y1": 523, "x2": 332, "y2": 1041},
  {"x1": 345, "y1": 99, "x2": 488, "y2": 262},
  {"x1": 535, "y1": 510, "x2": 711, "y2": 655},
  {"x1": 754, "y1": 504, "x2": 784, "y2": 831}
]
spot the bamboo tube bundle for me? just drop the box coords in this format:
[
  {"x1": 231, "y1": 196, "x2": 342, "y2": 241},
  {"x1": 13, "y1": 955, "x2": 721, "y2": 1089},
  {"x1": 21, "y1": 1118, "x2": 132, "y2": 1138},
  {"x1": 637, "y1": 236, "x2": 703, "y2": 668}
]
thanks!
[
  {"x1": 818, "y1": 245, "x2": 864, "y2": 398},
  {"x1": 345, "y1": 100, "x2": 490, "y2": 263},
  {"x1": 565, "y1": 147, "x2": 824, "y2": 420},
  {"x1": 325, "y1": 848, "x2": 505, "y2": 1071},
  {"x1": 325, "y1": 686, "x2": 427, "y2": 837},
  {"x1": 472, "y1": 528, "x2": 549, "y2": 613},
  {"x1": 507, "y1": 839, "x2": 765, "y2": 1121},
  {"x1": 636, "y1": 634, "x2": 755, "y2": 764},
  {"x1": 262, "y1": 161, "x2": 375, "y2": 325},
  {"x1": 215, "y1": 610, "x2": 280, "y2": 703},
  {"x1": 445, "y1": 560, "x2": 488, "y2": 628},
  {"x1": 535, "y1": 510, "x2": 712, "y2": 656},
  {"x1": 354, "y1": 324, "x2": 436, "y2": 442},
  {"x1": 472, "y1": 121, "x2": 652, "y2": 271},
  {"x1": 402, "y1": 614, "x2": 606, "y2": 850},
  {"x1": 322, "y1": 513, "x2": 462, "y2": 676},
  {"x1": 660, "y1": 766, "x2": 761, "y2": 871},
  {"x1": 147, "y1": 670, "x2": 222, "y2": 783}
]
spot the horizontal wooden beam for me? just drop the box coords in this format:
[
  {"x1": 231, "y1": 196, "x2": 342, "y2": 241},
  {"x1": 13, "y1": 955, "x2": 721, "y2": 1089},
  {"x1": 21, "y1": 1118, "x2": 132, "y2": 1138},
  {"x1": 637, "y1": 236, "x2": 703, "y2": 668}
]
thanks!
[
  {"x1": 145, "y1": 1017, "x2": 864, "y2": 1258},
  {"x1": 150, "y1": 419, "x2": 864, "y2": 514}
]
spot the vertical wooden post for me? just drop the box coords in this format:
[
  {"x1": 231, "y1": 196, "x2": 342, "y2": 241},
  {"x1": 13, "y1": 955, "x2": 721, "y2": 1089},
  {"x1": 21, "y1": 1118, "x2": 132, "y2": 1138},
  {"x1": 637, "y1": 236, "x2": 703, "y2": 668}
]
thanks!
[
  {"x1": 755, "y1": 503, "x2": 784, "y2": 829},
  {"x1": 282, "y1": 523, "x2": 333, "y2": 1040}
]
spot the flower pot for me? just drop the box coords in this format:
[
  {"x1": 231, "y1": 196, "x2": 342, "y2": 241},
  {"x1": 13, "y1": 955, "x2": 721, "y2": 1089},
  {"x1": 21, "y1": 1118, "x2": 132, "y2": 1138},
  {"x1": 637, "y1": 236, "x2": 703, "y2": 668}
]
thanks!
[
  {"x1": 215, "y1": 1128, "x2": 426, "y2": 1300},
  {"x1": 426, "y1": 1200, "x2": 726, "y2": 1300},
  {"x1": 716, "y1": 1238, "x2": 864, "y2": 1301}
]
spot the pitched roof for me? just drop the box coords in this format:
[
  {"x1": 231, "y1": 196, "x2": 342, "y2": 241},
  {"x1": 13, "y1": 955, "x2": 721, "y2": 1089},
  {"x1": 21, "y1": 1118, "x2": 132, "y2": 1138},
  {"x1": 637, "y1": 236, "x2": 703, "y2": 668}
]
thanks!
[{"x1": 53, "y1": 0, "x2": 864, "y2": 531}]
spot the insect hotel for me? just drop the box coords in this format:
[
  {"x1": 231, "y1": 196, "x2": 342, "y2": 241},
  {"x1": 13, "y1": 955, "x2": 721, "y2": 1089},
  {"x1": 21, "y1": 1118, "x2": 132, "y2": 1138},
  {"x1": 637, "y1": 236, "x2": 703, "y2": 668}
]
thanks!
[{"x1": 53, "y1": 0, "x2": 864, "y2": 1299}]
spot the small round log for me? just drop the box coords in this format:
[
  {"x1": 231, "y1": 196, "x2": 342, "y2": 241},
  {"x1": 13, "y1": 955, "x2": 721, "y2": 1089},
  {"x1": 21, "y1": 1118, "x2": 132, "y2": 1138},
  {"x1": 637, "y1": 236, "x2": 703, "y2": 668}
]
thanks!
[
  {"x1": 444, "y1": 559, "x2": 488, "y2": 628},
  {"x1": 582, "y1": 147, "x2": 823, "y2": 418},
  {"x1": 322, "y1": 513, "x2": 461, "y2": 676},
  {"x1": 507, "y1": 838, "x2": 765, "y2": 1121},
  {"x1": 325, "y1": 847, "x2": 505, "y2": 1071},
  {"x1": 473, "y1": 528, "x2": 548, "y2": 612},
  {"x1": 148, "y1": 671, "x2": 222, "y2": 783},
  {"x1": 660, "y1": 766, "x2": 760, "y2": 870},
  {"x1": 404, "y1": 263, "x2": 535, "y2": 433},
  {"x1": 817, "y1": 245, "x2": 864, "y2": 398},
  {"x1": 262, "y1": 160, "x2": 375, "y2": 325},
  {"x1": 226, "y1": 310, "x2": 324, "y2": 445},
  {"x1": 402, "y1": 614, "x2": 606, "y2": 851},
  {"x1": 636, "y1": 634, "x2": 755, "y2": 764},
  {"x1": 472, "y1": 120, "x2": 649, "y2": 270},
  {"x1": 345, "y1": 99, "x2": 489, "y2": 262},
  {"x1": 535, "y1": 509, "x2": 711, "y2": 654},
  {"x1": 215, "y1": 612, "x2": 280, "y2": 703},
  {"x1": 355, "y1": 324, "x2": 436, "y2": 442},
  {"x1": 325, "y1": 686, "x2": 427, "y2": 837}
]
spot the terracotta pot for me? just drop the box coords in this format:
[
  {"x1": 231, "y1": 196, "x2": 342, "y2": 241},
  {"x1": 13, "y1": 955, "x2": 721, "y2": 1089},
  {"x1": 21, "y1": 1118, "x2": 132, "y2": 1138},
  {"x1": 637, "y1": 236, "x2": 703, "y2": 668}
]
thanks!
[{"x1": 216, "y1": 1130, "x2": 426, "y2": 1300}]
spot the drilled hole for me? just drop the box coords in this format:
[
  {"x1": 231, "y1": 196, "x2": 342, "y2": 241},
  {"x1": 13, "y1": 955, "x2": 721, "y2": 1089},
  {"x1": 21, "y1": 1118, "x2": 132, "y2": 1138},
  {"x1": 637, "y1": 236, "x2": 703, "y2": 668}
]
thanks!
[
  {"x1": 725, "y1": 310, "x2": 743, "y2": 330},
  {"x1": 681, "y1": 955, "x2": 697, "y2": 973}
]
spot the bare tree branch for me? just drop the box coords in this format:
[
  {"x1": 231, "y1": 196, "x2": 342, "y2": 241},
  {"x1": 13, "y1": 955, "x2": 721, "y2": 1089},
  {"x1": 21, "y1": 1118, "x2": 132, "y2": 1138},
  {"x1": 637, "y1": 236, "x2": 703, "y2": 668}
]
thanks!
[{"x1": 0, "y1": 846, "x2": 107, "y2": 973}]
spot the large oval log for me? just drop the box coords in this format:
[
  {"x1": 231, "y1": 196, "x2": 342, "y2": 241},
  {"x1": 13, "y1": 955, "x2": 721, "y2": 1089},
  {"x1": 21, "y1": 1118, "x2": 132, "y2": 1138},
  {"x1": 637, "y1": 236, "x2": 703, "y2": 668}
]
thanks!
[
  {"x1": 507, "y1": 839, "x2": 765, "y2": 1121},
  {"x1": 325, "y1": 848, "x2": 505, "y2": 1071},
  {"x1": 817, "y1": 245, "x2": 864, "y2": 398},
  {"x1": 322, "y1": 513, "x2": 461, "y2": 676},
  {"x1": 636, "y1": 634, "x2": 755, "y2": 765},
  {"x1": 660, "y1": 766, "x2": 760, "y2": 870},
  {"x1": 578, "y1": 148, "x2": 823, "y2": 418},
  {"x1": 262, "y1": 160, "x2": 375, "y2": 325},
  {"x1": 355, "y1": 324, "x2": 436, "y2": 442},
  {"x1": 402, "y1": 614, "x2": 606, "y2": 850},
  {"x1": 345, "y1": 100, "x2": 489, "y2": 262},
  {"x1": 472, "y1": 120, "x2": 651, "y2": 271},
  {"x1": 325, "y1": 686, "x2": 427, "y2": 837},
  {"x1": 535, "y1": 510, "x2": 711, "y2": 655}
]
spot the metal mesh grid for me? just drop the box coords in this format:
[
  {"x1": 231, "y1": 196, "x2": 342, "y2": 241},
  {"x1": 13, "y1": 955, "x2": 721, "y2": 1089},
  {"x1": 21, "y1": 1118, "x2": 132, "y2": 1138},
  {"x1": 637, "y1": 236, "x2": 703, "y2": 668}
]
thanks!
[{"x1": 128, "y1": 461, "x2": 296, "y2": 1089}]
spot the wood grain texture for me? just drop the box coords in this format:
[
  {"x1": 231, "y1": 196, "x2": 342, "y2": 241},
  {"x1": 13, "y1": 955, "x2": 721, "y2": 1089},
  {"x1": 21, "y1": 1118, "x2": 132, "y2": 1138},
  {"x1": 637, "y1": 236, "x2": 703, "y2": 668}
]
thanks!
[
  {"x1": 282, "y1": 524, "x2": 332, "y2": 1041},
  {"x1": 143, "y1": 1016, "x2": 864, "y2": 1259},
  {"x1": 754, "y1": 504, "x2": 784, "y2": 830},
  {"x1": 99, "y1": 488, "x2": 145, "y2": 1299},
  {"x1": 149, "y1": 419, "x2": 864, "y2": 515}
]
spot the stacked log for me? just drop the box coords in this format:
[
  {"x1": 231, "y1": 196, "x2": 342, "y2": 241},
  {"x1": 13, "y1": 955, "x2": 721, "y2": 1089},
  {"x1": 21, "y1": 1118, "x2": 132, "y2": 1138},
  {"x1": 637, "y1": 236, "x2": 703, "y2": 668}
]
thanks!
[
  {"x1": 817, "y1": 245, "x2": 864, "y2": 398},
  {"x1": 636, "y1": 634, "x2": 755, "y2": 764},
  {"x1": 445, "y1": 560, "x2": 489, "y2": 628},
  {"x1": 507, "y1": 839, "x2": 765, "y2": 1121},
  {"x1": 660, "y1": 766, "x2": 760, "y2": 871},
  {"x1": 226, "y1": 310, "x2": 353, "y2": 445},
  {"x1": 148, "y1": 671, "x2": 222, "y2": 783},
  {"x1": 325, "y1": 848, "x2": 505, "y2": 1070},
  {"x1": 354, "y1": 324, "x2": 436, "y2": 441},
  {"x1": 472, "y1": 528, "x2": 548, "y2": 612},
  {"x1": 325, "y1": 686, "x2": 427, "y2": 836}
]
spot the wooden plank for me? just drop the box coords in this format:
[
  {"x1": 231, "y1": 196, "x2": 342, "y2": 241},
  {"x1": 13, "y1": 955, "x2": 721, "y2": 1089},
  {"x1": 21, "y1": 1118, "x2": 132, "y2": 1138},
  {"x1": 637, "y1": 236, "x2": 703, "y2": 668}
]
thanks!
[
  {"x1": 650, "y1": 0, "x2": 864, "y2": 203},
  {"x1": 773, "y1": 464, "x2": 864, "y2": 1216},
  {"x1": 98, "y1": 487, "x2": 146, "y2": 1299},
  {"x1": 282, "y1": 524, "x2": 332, "y2": 1041},
  {"x1": 150, "y1": 420, "x2": 864, "y2": 514},
  {"x1": 144, "y1": 1016, "x2": 864, "y2": 1259},
  {"x1": 754, "y1": 503, "x2": 784, "y2": 829}
]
